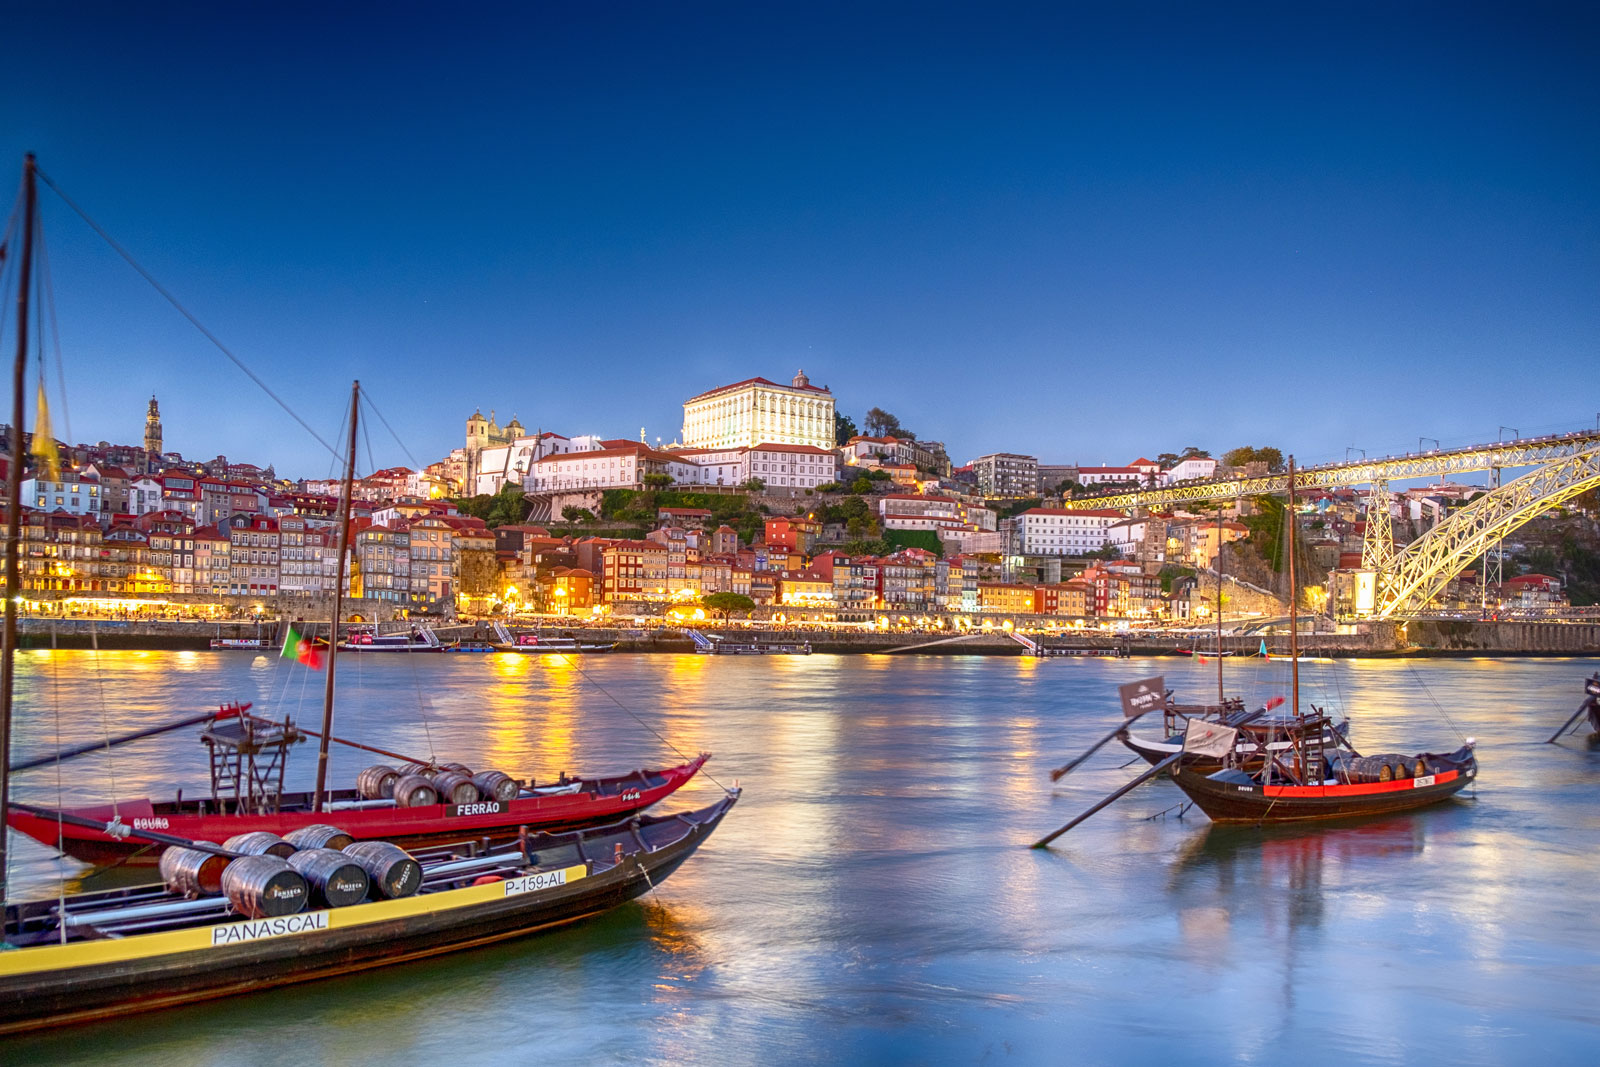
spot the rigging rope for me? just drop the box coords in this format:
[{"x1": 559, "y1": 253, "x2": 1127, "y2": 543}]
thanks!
[
  {"x1": 360, "y1": 391, "x2": 424, "y2": 472},
  {"x1": 553, "y1": 652, "x2": 730, "y2": 793},
  {"x1": 34, "y1": 168, "x2": 342, "y2": 462}
]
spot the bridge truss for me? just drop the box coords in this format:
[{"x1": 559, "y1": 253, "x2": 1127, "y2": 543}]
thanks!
[{"x1": 1051, "y1": 429, "x2": 1600, "y2": 621}]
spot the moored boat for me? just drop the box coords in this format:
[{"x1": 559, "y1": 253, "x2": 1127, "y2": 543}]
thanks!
[
  {"x1": 6, "y1": 706, "x2": 711, "y2": 866},
  {"x1": 339, "y1": 624, "x2": 447, "y2": 653},
  {"x1": 0, "y1": 791, "x2": 737, "y2": 1035}
]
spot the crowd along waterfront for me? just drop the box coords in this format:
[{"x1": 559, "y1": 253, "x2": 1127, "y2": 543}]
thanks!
[{"x1": 3, "y1": 650, "x2": 1598, "y2": 1064}]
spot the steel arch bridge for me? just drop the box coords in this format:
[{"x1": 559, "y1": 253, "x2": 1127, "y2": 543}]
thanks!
[{"x1": 1052, "y1": 429, "x2": 1600, "y2": 621}]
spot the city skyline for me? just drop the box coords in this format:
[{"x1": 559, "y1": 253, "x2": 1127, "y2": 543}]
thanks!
[{"x1": 5, "y1": 3, "x2": 1598, "y2": 474}]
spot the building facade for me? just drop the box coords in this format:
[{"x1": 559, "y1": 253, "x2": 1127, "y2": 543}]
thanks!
[{"x1": 681, "y1": 372, "x2": 835, "y2": 451}]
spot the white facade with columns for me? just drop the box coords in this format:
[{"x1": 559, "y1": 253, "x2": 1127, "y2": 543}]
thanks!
[{"x1": 681, "y1": 371, "x2": 836, "y2": 451}]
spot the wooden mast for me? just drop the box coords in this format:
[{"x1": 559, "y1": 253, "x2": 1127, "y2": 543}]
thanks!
[
  {"x1": 1215, "y1": 501, "x2": 1224, "y2": 701},
  {"x1": 1287, "y1": 455, "x2": 1299, "y2": 717},
  {"x1": 0, "y1": 154, "x2": 37, "y2": 919},
  {"x1": 313, "y1": 380, "x2": 360, "y2": 813}
]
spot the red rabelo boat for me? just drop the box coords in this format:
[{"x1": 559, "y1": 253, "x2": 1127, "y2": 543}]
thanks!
[
  {"x1": 6, "y1": 707, "x2": 711, "y2": 865},
  {"x1": 1035, "y1": 458, "x2": 1477, "y2": 849},
  {"x1": 5, "y1": 380, "x2": 708, "y2": 867},
  {"x1": 1166, "y1": 457, "x2": 1478, "y2": 823}
]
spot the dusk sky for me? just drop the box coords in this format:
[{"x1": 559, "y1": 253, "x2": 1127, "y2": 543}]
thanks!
[{"x1": 4, "y1": 3, "x2": 1597, "y2": 479}]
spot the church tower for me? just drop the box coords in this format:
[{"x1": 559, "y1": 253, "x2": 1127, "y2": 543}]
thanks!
[{"x1": 143, "y1": 395, "x2": 163, "y2": 473}]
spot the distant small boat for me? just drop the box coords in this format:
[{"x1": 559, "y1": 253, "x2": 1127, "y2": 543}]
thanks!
[
  {"x1": 491, "y1": 635, "x2": 616, "y2": 654},
  {"x1": 489, "y1": 623, "x2": 613, "y2": 654},
  {"x1": 209, "y1": 638, "x2": 274, "y2": 650},
  {"x1": 339, "y1": 626, "x2": 447, "y2": 653}
]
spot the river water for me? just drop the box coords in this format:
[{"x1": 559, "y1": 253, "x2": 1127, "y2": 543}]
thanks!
[{"x1": 3, "y1": 650, "x2": 1598, "y2": 1066}]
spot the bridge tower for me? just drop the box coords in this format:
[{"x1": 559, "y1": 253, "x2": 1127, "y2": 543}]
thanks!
[
  {"x1": 1481, "y1": 467, "x2": 1502, "y2": 617},
  {"x1": 1360, "y1": 479, "x2": 1396, "y2": 573}
]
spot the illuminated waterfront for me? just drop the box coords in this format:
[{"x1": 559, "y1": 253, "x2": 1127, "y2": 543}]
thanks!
[{"x1": 4, "y1": 651, "x2": 1598, "y2": 1064}]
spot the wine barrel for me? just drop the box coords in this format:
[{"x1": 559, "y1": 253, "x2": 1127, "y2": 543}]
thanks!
[
  {"x1": 441, "y1": 762, "x2": 474, "y2": 777},
  {"x1": 431, "y1": 771, "x2": 480, "y2": 806},
  {"x1": 160, "y1": 842, "x2": 230, "y2": 897},
  {"x1": 284, "y1": 823, "x2": 354, "y2": 851},
  {"x1": 287, "y1": 847, "x2": 371, "y2": 908},
  {"x1": 392, "y1": 774, "x2": 440, "y2": 808},
  {"x1": 343, "y1": 841, "x2": 423, "y2": 899},
  {"x1": 471, "y1": 770, "x2": 519, "y2": 803},
  {"x1": 222, "y1": 831, "x2": 297, "y2": 858},
  {"x1": 357, "y1": 764, "x2": 400, "y2": 800},
  {"x1": 1413, "y1": 756, "x2": 1430, "y2": 777},
  {"x1": 221, "y1": 855, "x2": 309, "y2": 919}
]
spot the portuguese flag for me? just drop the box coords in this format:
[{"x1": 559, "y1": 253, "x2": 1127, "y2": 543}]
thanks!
[{"x1": 281, "y1": 625, "x2": 324, "y2": 670}]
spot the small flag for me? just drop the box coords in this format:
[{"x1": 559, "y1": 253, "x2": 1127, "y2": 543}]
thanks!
[
  {"x1": 280, "y1": 624, "x2": 324, "y2": 670},
  {"x1": 31, "y1": 380, "x2": 60, "y2": 481}
]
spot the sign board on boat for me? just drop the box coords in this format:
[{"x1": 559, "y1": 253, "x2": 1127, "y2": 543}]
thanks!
[
  {"x1": 1118, "y1": 676, "x2": 1166, "y2": 718},
  {"x1": 1182, "y1": 720, "x2": 1239, "y2": 759}
]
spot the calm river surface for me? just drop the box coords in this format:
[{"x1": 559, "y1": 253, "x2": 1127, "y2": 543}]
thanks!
[{"x1": 3, "y1": 650, "x2": 1599, "y2": 1066}]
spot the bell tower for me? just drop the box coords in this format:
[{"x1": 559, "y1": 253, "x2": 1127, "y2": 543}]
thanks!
[{"x1": 143, "y1": 395, "x2": 163, "y2": 472}]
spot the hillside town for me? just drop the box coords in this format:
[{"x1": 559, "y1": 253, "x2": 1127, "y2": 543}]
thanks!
[{"x1": 0, "y1": 375, "x2": 1590, "y2": 626}]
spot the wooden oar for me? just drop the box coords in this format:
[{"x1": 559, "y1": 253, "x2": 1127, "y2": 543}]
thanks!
[
  {"x1": 8, "y1": 705, "x2": 248, "y2": 773},
  {"x1": 1048, "y1": 706, "x2": 1159, "y2": 782},
  {"x1": 1032, "y1": 753, "x2": 1182, "y2": 848},
  {"x1": 8, "y1": 801, "x2": 244, "y2": 858},
  {"x1": 1546, "y1": 698, "x2": 1598, "y2": 743}
]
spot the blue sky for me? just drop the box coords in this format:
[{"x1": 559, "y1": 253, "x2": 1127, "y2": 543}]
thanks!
[{"x1": 4, "y1": 2, "x2": 1597, "y2": 478}]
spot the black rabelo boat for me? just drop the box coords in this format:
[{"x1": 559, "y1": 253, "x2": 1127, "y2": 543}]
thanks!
[
  {"x1": 1166, "y1": 456, "x2": 1477, "y2": 823},
  {"x1": 0, "y1": 156, "x2": 737, "y2": 1035}
]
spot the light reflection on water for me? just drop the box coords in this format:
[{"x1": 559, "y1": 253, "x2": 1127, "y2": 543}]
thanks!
[{"x1": 3, "y1": 650, "x2": 1599, "y2": 1065}]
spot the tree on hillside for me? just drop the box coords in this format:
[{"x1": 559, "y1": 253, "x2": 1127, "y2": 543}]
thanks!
[
  {"x1": 1223, "y1": 446, "x2": 1285, "y2": 472},
  {"x1": 642, "y1": 473, "x2": 674, "y2": 488},
  {"x1": 835, "y1": 411, "x2": 858, "y2": 446},
  {"x1": 741, "y1": 477, "x2": 766, "y2": 492},
  {"x1": 864, "y1": 407, "x2": 914, "y2": 439},
  {"x1": 701, "y1": 592, "x2": 756, "y2": 618},
  {"x1": 561, "y1": 505, "x2": 596, "y2": 525}
]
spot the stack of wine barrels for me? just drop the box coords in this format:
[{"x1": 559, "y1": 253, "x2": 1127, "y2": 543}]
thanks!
[
  {"x1": 1337, "y1": 754, "x2": 1426, "y2": 783},
  {"x1": 160, "y1": 823, "x2": 421, "y2": 914},
  {"x1": 363, "y1": 760, "x2": 519, "y2": 807}
]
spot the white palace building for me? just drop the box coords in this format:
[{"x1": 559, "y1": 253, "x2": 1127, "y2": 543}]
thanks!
[{"x1": 680, "y1": 371, "x2": 836, "y2": 451}]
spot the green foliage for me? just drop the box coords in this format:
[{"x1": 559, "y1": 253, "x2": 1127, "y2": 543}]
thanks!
[
  {"x1": 850, "y1": 476, "x2": 873, "y2": 494},
  {"x1": 741, "y1": 477, "x2": 766, "y2": 492},
  {"x1": 995, "y1": 497, "x2": 1043, "y2": 518},
  {"x1": 642, "y1": 473, "x2": 674, "y2": 488},
  {"x1": 884, "y1": 529, "x2": 943, "y2": 556},
  {"x1": 842, "y1": 538, "x2": 891, "y2": 557},
  {"x1": 1157, "y1": 564, "x2": 1195, "y2": 593},
  {"x1": 1223, "y1": 446, "x2": 1285, "y2": 472},
  {"x1": 864, "y1": 407, "x2": 914, "y2": 439},
  {"x1": 452, "y1": 483, "x2": 529, "y2": 528},
  {"x1": 701, "y1": 591, "x2": 756, "y2": 617},
  {"x1": 560, "y1": 505, "x2": 596, "y2": 525},
  {"x1": 866, "y1": 468, "x2": 892, "y2": 482},
  {"x1": 815, "y1": 481, "x2": 842, "y2": 493},
  {"x1": 834, "y1": 412, "x2": 858, "y2": 446},
  {"x1": 1241, "y1": 496, "x2": 1286, "y2": 571}
]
